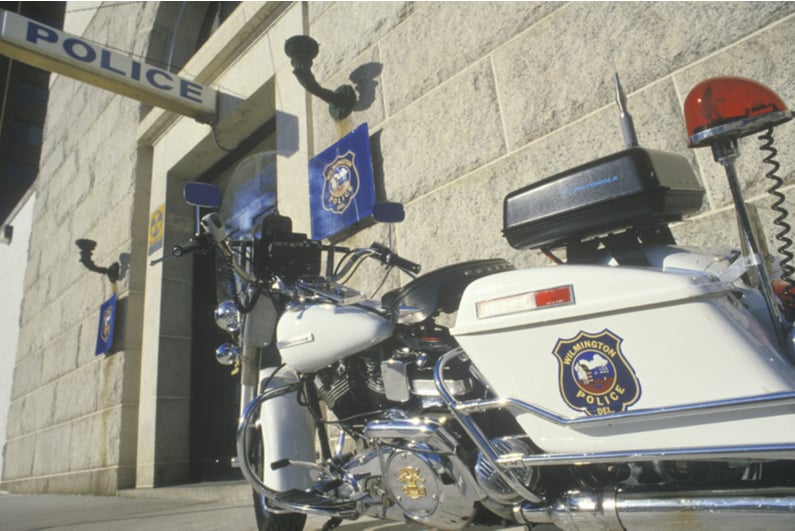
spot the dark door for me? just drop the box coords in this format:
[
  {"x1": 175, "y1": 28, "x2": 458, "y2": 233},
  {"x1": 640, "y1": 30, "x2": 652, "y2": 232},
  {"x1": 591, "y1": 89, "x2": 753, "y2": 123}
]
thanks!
[{"x1": 190, "y1": 249, "x2": 242, "y2": 482}]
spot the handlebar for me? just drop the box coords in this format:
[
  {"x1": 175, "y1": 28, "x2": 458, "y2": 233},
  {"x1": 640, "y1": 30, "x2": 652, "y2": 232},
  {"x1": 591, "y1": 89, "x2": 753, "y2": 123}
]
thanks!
[
  {"x1": 149, "y1": 233, "x2": 212, "y2": 265},
  {"x1": 172, "y1": 234, "x2": 211, "y2": 257},
  {"x1": 151, "y1": 220, "x2": 422, "y2": 302},
  {"x1": 370, "y1": 243, "x2": 421, "y2": 275}
]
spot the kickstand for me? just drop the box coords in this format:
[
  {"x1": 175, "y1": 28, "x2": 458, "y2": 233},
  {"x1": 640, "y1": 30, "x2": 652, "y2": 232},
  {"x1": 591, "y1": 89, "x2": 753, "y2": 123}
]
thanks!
[{"x1": 321, "y1": 517, "x2": 342, "y2": 530}]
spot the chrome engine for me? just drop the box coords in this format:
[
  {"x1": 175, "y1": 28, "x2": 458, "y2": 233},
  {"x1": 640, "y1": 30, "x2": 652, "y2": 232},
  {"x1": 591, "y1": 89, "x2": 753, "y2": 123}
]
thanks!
[
  {"x1": 240, "y1": 360, "x2": 795, "y2": 531},
  {"x1": 239, "y1": 336, "x2": 795, "y2": 530},
  {"x1": 348, "y1": 418, "x2": 484, "y2": 529}
]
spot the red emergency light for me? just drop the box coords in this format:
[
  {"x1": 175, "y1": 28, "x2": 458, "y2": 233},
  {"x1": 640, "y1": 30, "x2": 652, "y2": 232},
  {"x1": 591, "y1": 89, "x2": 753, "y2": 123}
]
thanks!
[{"x1": 684, "y1": 76, "x2": 792, "y2": 148}]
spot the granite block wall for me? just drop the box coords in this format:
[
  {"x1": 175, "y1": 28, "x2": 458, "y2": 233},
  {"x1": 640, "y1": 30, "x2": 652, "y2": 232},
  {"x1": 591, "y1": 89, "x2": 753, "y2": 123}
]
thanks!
[
  {"x1": 307, "y1": 2, "x2": 795, "y2": 273},
  {"x1": 1, "y1": 3, "x2": 157, "y2": 494}
]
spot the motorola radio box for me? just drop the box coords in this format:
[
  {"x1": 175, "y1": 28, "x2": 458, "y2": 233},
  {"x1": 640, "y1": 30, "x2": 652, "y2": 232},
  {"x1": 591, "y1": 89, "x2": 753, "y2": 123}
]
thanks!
[{"x1": 503, "y1": 148, "x2": 705, "y2": 250}]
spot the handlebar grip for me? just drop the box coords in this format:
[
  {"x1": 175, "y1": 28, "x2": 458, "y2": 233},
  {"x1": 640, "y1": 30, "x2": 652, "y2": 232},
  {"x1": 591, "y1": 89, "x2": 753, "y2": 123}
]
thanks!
[
  {"x1": 389, "y1": 253, "x2": 421, "y2": 275},
  {"x1": 172, "y1": 235, "x2": 208, "y2": 257},
  {"x1": 371, "y1": 243, "x2": 421, "y2": 274}
]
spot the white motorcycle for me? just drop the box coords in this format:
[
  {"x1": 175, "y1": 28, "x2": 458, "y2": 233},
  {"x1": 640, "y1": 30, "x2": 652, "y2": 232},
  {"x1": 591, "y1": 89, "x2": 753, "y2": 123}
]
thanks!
[{"x1": 160, "y1": 75, "x2": 795, "y2": 530}]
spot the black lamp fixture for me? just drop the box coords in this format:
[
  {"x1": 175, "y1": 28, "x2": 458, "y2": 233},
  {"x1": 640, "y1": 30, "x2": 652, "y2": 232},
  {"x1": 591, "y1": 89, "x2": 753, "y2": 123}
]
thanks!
[
  {"x1": 285, "y1": 35, "x2": 356, "y2": 120},
  {"x1": 75, "y1": 239, "x2": 120, "y2": 283}
]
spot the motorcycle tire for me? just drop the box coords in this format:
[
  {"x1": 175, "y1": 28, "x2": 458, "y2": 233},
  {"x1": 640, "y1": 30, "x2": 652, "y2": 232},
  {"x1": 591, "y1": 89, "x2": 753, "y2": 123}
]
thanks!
[
  {"x1": 252, "y1": 491, "x2": 306, "y2": 531},
  {"x1": 249, "y1": 425, "x2": 306, "y2": 531}
]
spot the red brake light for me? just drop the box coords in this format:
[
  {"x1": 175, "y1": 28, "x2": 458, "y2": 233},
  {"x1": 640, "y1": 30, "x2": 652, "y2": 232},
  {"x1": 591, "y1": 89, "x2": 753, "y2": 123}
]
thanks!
[
  {"x1": 684, "y1": 76, "x2": 792, "y2": 147},
  {"x1": 534, "y1": 285, "x2": 573, "y2": 308}
]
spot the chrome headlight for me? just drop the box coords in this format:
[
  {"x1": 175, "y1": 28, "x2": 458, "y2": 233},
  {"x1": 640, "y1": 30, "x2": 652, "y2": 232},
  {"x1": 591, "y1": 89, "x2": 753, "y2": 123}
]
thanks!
[
  {"x1": 214, "y1": 300, "x2": 241, "y2": 333},
  {"x1": 215, "y1": 343, "x2": 241, "y2": 366}
]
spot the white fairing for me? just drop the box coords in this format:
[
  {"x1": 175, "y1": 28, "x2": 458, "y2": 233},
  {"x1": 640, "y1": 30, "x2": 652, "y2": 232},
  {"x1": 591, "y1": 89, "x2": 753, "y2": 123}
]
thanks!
[
  {"x1": 453, "y1": 251, "x2": 795, "y2": 454},
  {"x1": 259, "y1": 367, "x2": 315, "y2": 492},
  {"x1": 277, "y1": 303, "x2": 394, "y2": 372}
]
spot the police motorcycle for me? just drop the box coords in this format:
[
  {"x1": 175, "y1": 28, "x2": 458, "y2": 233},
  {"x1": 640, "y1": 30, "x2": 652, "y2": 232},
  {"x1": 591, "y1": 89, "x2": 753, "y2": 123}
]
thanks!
[{"x1": 154, "y1": 75, "x2": 795, "y2": 530}]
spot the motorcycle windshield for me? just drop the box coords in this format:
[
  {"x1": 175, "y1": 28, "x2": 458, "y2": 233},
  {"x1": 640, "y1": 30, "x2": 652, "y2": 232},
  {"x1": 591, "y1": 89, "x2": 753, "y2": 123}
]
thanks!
[
  {"x1": 219, "y1": 151, "x2": 278, "y2": 239},
  {"x1": 215, "y1": 151, "x2": 278, "y2": 304}
]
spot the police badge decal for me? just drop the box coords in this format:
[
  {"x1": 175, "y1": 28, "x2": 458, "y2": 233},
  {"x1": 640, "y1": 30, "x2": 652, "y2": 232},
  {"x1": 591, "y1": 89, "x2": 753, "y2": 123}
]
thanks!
[
  {"x1": 95, "y1": 293, "x2": 117, "y2": 356},
  {"x1": 308, "y1": 123, "x2": 375, "y2": 240},
  {"x1": 552, "y1": 329, "x2": 641, "y2": 416},
  {"x1": 322, "y1": 151, "x2": 359, "y2": 215}
]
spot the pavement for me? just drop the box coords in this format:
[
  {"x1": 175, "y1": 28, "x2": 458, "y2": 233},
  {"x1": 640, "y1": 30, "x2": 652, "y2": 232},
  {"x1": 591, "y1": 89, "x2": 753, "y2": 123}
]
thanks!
[{"x1": 0, "y1": 482, "x2": 534, "y2": 531}]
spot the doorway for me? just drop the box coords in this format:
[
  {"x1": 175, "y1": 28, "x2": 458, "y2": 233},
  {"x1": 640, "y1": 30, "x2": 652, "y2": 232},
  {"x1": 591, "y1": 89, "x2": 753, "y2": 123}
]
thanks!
[
  {"x1": 187, "y1": 119, "x2": 277, "y2": 482},
  {"x1": 189, "y1": 248, "x2": 241, "y2": 482}
]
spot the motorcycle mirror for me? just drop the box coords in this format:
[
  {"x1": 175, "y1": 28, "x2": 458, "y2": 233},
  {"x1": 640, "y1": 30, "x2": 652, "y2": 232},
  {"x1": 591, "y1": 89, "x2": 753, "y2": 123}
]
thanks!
[
  {"x1": 183, "y1": 182, "x2": 222, "y2": 208},
  {"x1": 373, "y1": 202, "x2": 405, "y2": 223}
]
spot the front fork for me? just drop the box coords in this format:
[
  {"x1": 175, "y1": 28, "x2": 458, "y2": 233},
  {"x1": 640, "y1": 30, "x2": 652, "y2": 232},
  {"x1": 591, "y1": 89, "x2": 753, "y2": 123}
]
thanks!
[{"x1": 238, "y1": 345, "x2": 259, "y2": 421}]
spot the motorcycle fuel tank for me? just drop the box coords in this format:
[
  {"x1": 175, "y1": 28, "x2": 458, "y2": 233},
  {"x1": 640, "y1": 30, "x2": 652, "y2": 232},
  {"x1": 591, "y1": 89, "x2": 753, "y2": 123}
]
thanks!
[
  {"x1": 277, "y1": 303, "x2": 393, "y2": 372},
  {"x1": 452, "y1": 257, "x2": 795, "y2": 454}
]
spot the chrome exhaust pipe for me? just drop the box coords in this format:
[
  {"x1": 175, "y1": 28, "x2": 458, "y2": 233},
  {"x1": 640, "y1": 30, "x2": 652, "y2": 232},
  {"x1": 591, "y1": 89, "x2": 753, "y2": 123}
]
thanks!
[{"x1": 518, "y1": 487, "x2": 795, "y2": 530}]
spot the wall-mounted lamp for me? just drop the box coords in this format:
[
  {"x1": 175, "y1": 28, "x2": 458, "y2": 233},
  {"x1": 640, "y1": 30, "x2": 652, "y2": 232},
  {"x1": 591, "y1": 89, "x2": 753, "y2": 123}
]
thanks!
[
  {"x1": 285, "y1": 35, "x2": 356, "y2": 120},
  {"x1": 75, "y1": 239, "x2": 120, "y2": 283}
]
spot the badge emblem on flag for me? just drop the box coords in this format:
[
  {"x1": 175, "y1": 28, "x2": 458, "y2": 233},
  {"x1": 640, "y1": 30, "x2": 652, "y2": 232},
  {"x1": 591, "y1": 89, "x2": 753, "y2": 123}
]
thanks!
[
  {"x1": 308, "y1": 124, "x2": 376, "y2": 240},
  {"x1": 322, "y1": 151, "x2": 359, "y2": 214},
  {"x1": 95, "y1": 293, "x2": 117, "y2": 356}
]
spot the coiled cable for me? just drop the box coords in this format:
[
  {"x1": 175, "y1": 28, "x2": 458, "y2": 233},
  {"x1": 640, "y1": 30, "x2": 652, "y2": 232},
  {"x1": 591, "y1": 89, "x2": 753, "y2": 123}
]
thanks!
[
  {"x1": 225, "y1": 253, "x2": 258, "y2": 313},
  {"x1": 759, "y1": 127, "x2": 794, "y2": 281},
  {"x1": 759, "y1": 127, "x2": 795, "y2": 318}
]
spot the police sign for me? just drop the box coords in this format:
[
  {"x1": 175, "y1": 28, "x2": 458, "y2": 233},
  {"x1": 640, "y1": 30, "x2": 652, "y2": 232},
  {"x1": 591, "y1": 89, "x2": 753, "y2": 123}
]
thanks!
[{"x1": 0, "y1": 10, "x2": 215, "y2": 122}]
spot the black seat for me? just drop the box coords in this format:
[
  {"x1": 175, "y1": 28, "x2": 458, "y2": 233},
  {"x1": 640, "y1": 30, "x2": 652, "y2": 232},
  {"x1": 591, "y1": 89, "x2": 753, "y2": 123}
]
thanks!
[{"x1": 383, "y1": 259, "x2": 513, "y2": 324}]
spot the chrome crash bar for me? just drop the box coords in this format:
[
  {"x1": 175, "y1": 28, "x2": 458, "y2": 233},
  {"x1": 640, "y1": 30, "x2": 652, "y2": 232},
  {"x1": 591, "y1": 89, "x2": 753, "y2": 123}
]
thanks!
[{"x1": 434, "y1": 348, "x2": 795, "y2": 473}]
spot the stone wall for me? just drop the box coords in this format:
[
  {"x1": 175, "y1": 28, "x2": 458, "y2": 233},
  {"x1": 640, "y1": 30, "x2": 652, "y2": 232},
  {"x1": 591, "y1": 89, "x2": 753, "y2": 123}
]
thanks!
[
  {"x1": 3, "y1": 0, "x2": 795, "y2": 497},
  {"x1": 0, "y1": 194, "x2": 35, "y2": 483},
  {"x1": 1, "y1": 3, "x2": 157, "y2": 494},
  {"x1": 307, "y1": 2, "x2": 795, "y2": 275}
]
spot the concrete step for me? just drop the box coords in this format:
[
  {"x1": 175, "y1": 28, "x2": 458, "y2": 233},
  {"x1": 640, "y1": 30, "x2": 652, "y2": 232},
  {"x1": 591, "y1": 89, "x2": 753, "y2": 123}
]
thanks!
[
  {"x1": 117, "y1": 481, "x2": 534, "y2": 529},
  {"x1": 118, "y1": 480, "x2": 251, "y2": 504}
]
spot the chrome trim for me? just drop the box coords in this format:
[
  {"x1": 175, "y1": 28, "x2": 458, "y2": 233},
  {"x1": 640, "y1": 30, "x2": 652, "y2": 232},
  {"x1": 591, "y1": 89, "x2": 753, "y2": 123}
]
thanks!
[
  {"x1": 437, "y1": 347, "x2": 795, "y2": 430},
  {"x1": 688, "y1": 110, "x2": 793, "y2": 147},
  {"x1": 381, "y1": 359, "x2": 410, "y2": 402},
  {"x1": 362, "y1": 418, "x2": 458, "y2": 453},
  {"x1": 236, "y1": 384, "x2": 358, "y2": 518},
  {"x1": 433, "y1": 348, "x2": 544, "y2": 504},
  {"x1": 500, "y1": 443, "x2": 795, "y2": 468},
  {"x1": 434, "y1": 348, "x2": 795, "y2": 497},
  {"x1": 518, "y1": 487, "x2": 795, "y2": 530},
  {"x1": 411, "y1": 377, "x2": 471, "y2": 397},
  {"x1": 213, "y1": 300, "x2": 241, "y2": 333},
  {"x1": 276, "y1": 333, "x2": 314, "y2": 350},
  {"x1": 453, "y1": 391, "x2": 795, "y2": 429}
]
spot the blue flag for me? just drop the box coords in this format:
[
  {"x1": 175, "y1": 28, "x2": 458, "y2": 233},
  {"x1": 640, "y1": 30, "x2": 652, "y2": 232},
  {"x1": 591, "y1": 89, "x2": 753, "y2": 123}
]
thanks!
[
  {"x1": 95, "y1": 293, "x2": 117, "y2": 356},
  {"x1": 308, "y1": 123, "x2": 376, "y2": 240}
]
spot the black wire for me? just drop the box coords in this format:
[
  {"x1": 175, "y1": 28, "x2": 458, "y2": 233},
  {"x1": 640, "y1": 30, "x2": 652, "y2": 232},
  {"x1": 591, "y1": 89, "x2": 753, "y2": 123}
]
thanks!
[
  {"x1": 333, "y1": 250, "x2": 356, "y2": 276},
  {"x1": 759, "y1": 127, "x2": 794, "y2": 281},
  {"x1": 258, "y1": 364, "x2": 285, "y2": 394},
  {"x1": 370, "y1": 266, "x2": 394, "y2": 298},
  {"x1": 225, "y1": 254, "x2": 258, "y2": 313},
  {"x1": 336, "y1": 255, "x2": 368, "y2": 285}
]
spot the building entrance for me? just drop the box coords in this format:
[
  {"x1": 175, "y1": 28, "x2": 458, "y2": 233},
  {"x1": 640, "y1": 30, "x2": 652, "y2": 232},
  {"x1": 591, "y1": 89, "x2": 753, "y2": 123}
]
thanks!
[
  {"x1": 189, "y1": 249, "x2": 241, "y2": 482},
  {"x1": 186, "y1": 119, "x2": 277, "y2": 482}
]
